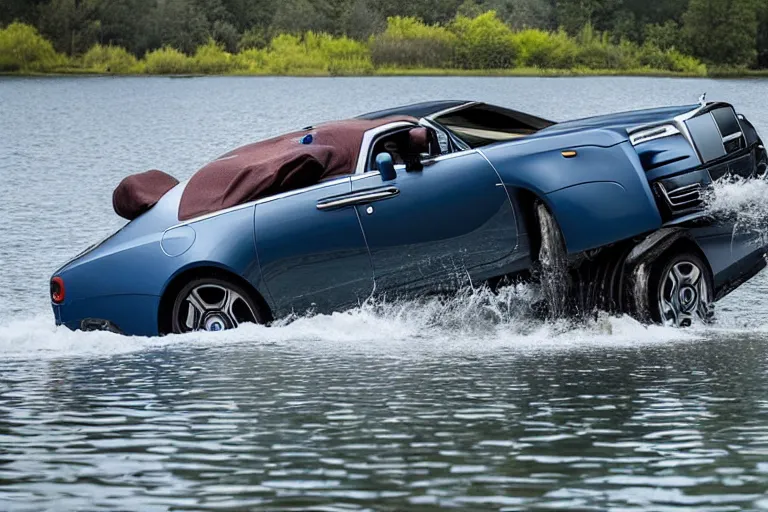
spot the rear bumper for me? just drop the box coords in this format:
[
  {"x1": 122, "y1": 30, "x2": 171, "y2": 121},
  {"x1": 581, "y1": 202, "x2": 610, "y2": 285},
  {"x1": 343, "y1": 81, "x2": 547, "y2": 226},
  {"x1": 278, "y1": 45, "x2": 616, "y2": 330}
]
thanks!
[{"x1": 53, "y1": 294, "x2": 161, "y2": 337}]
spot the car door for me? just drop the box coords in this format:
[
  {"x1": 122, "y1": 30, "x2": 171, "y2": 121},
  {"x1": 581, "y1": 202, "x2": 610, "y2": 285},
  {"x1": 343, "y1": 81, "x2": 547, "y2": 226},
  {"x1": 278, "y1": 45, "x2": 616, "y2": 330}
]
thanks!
[
  {"x1": 349, "y1": 150, "x2": 520, "y2": 296},
  {"x1": 254, "y1": 178, "x2": 374, "y2": 316}
]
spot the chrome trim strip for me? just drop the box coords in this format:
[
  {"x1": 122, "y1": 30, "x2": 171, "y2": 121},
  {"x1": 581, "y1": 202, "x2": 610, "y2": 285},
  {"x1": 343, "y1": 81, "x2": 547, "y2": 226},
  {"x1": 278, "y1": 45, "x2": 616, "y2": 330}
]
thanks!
[
  {"x1": 629, "y1": 124, "x2": 680, "y2": 146},
  {"x1": 256, "y1": 177, "x2": 351, "y2": 204},
  {"x1": 627, "y1": 104, "x2": 710, "y2": 155},
  {"x1": 351, "y1": 171, "x2": 380, "y2": 182},
  {"x1": 672, "y1": 104, "x2": 712, "y2": 160},
  {"x1": 723, "y1": 131, "x2": 744, "y2": 144},
  {"x1": 668, "y1": 183, "x2": 701, "y2": 194},
  {"x1": 355, "y1": 121, "x2": 417, "y2": 174},
  {"x1": 317, "y1": 187, "x2": 399, "y2": 210}
]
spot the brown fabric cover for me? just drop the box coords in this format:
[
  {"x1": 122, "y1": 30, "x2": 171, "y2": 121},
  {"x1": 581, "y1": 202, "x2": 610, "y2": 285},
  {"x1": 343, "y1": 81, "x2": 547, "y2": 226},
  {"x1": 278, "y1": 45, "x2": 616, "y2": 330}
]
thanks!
[
  {"x1": 178, "y1": 116, "x2": 417, "y2": 221},
  {"x1": 113, "y1": 170, "x2": 180, "y2": 220}
]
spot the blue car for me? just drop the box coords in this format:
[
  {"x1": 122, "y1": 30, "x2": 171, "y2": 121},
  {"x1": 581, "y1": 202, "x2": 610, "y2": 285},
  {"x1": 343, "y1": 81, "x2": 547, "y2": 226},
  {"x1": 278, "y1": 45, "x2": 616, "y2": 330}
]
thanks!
[{"x1": 51, "y1": 99, "x2": 768, "y2": 335}]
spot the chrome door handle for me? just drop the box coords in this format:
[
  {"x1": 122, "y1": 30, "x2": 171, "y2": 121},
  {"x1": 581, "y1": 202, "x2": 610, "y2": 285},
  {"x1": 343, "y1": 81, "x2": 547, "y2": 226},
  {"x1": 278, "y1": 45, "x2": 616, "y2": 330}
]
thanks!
[{"x1": 317, "y1": 186, "x2": 399, "y2": 211}]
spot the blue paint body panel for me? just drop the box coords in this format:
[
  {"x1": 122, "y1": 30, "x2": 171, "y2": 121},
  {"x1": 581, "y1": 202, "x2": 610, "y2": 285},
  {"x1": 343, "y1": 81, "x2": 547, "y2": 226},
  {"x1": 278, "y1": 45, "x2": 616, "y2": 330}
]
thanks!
[
  {"x1": 484, "y1": 141, "x2": 662, "y2": 253},
  {"x1": 638, "y1": 134, "x2": 701, "y2": 181},
  {"x1": 254, "y1": 179, "x2": 374, "y2": 317},
  {"x1": 351, "y1": 151, "x2": 520, "y2": 295},
  {"x1": 51, "y1": 101, "x2": 768, "y2": 335}
]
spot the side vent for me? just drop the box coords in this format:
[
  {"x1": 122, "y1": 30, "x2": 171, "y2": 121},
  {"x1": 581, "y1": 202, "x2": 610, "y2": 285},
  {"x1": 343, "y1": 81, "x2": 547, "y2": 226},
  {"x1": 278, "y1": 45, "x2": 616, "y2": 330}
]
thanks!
[{"x1": 655, "y1": 182, "x2": 703, "y2": 211}]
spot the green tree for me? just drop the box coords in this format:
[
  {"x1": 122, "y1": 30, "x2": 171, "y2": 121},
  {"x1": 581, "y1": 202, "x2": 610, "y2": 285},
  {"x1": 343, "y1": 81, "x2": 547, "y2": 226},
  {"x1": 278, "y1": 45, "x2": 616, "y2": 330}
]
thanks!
[
  {"x1": 271, "y1": 0, "x2": 333, "y2": 34},
  {"x1": 0, "y1": 0, "x2": 49, "y2": 26},
  {"x1": 147, "y1": 0, "x2": 210, "y2": 54},
  {"x1": 341, "y1": 0, "x2": 385, "y2": 39},
  {"x1": 683, "y1": 0, "x2": 758, "y2": 66},
  {"x1": 212, "y1": 20, "x2": 239, "y2": 52},
  {"x1": 97, "y1": 0, "x2": 154, "y2": 53},
  {"x1": 555, "y1": 0, "x2": 620, "y2": 35},
  {"x1": 757, "y1": 1, "x2": 768, "y2": 66},
  {"x1": 39, "y1": 0, "x2": 102, "y2": 55},
  {"x1": 221, "y1": 0, "x2": 277, "y2": 30},
  {"x1": 644, "y1": 20, "x2": 682, "y2": 51},
  {"x1": 372, "y1": 0, "x2": 465, "y2": 25}
]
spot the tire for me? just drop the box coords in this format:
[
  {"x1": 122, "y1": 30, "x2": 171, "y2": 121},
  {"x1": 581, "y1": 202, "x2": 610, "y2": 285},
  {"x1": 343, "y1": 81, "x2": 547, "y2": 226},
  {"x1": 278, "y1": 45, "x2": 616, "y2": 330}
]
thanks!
[
  {"x1": 171, "y1": 277, "x2": 264, "y2": 334},
  {"x1": 649, "y1": 251, "x2": 714, "y2": 327},
  {"x1": 535, "y1": 202, "x2": 569, "y2": 319}
]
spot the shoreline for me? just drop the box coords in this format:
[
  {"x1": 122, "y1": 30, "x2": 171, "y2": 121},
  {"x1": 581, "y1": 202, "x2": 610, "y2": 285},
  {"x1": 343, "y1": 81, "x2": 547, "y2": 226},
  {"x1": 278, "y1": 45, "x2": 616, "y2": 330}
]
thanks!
[{"x1": 2, "y1": 68, "x2": 766, "y2": 79}]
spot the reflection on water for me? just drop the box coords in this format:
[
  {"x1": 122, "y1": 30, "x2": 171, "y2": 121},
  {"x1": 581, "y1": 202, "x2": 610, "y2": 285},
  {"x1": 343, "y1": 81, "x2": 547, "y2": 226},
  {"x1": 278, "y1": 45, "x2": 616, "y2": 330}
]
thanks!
[
  {"x1": 2, "y1": 76, "x2": 768, "y2": 510},
  {"x1": 1, "y1": 334, "x2": 768, "y2": 510}
]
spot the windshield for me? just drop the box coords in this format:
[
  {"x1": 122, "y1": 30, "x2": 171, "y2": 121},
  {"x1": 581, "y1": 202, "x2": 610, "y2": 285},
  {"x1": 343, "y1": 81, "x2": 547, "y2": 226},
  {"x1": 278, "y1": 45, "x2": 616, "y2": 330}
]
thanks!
[{"x1": 434, "y1": 103, "x2": 555, "y2": 148}]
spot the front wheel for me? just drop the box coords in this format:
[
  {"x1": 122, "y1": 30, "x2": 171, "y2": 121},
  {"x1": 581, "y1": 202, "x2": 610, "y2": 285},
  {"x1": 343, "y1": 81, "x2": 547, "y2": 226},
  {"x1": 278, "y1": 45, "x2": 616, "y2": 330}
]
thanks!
[
  {"x1": 171, "y1": 277, "x2": 264, "y2": 333},
  {"x1": 649, "y1": 252, "x2": 714, "y2": 327}
]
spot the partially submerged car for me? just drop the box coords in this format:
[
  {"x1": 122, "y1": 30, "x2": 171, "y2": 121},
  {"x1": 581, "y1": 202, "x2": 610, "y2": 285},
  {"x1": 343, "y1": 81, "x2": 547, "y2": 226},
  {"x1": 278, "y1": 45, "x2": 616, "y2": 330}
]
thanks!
[{"x1": 51, "y1": 100, "x2": 768, "y2": 335}]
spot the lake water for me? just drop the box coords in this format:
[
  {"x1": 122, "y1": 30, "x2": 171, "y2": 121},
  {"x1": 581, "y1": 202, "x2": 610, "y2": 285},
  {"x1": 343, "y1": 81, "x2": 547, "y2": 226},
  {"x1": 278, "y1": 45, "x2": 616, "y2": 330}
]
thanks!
[{"x1": 1, "y1": 76, "x2": 768, "y2": 510}]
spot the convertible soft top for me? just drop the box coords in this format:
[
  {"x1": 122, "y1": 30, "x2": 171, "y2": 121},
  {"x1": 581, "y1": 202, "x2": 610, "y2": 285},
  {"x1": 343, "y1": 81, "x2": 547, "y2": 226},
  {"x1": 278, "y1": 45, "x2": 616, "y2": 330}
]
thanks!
[
  {"x1": 113, "y1": 116, "x2": 416, "y2": 221},
  {"x1": 177, "y1": 115, "x2": 417, "y2": 220}
]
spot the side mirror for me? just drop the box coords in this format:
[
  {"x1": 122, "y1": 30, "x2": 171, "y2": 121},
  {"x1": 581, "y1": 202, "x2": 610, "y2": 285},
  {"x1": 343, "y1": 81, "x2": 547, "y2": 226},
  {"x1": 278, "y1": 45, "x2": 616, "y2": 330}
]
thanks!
[{"x1": 376, "y1": 152, "x2": 397, "y2": 181}]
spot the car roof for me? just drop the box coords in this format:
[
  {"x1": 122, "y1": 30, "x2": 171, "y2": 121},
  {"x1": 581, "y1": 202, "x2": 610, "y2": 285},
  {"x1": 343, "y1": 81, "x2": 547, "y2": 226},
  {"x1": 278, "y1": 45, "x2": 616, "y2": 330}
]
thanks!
[{"x1": 357, "y1": 100, "x2": 471, "y2": 120}]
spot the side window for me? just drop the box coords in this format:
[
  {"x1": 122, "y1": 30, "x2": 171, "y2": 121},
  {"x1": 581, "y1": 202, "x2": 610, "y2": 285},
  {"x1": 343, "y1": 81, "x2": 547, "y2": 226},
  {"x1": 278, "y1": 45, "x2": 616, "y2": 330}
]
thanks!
[{"x1": 368, "y1": 129, "x2": 416, "y2": 171}]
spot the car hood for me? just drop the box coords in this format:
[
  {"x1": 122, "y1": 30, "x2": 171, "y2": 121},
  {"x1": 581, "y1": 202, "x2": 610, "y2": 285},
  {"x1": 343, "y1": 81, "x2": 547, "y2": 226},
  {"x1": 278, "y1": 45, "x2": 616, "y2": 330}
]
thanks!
[{"x1": 538, "y1": 104, "x2": 699, "y2": 137}]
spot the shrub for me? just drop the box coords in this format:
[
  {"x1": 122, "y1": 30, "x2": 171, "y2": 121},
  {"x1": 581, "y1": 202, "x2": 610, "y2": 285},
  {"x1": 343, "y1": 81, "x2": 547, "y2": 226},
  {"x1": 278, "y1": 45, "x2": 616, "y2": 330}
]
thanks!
[
  {"x1": 370, "y1": 16, "x2": 456, "y2": 68},
  {"x1": 82, "y1": 44, "x2": 139, "y2": 73},
  {"x1": 143, "y1": 46, "x2": 195, "y2": 74},
  {"x1": 232, "y1": 48, "x2": 268, "y2": 73},
  {"x1": 0, "y1": 22, "x2": 66, "y2": 72},
  {"x1": 637, "y1": 44, "x2": 706, "y2": 74},
  {"x1": 263, "y1": 34, "x2": 328, "y2": 75},
  {"x1": 572, "y1": 24, "x2": 636, "y2": 69},
  {"x1": 192, "y1": 39, "x2": 234, "y2": 74},
  {"x1": 513, "y1": 29, "x2": 578, "y2": 68},
  {"x1": 308, "y1": 32, "x2": 373, "y2": 75},
  {"x1": 449, "y1": 11, "x2": 518, "y2": 69}
]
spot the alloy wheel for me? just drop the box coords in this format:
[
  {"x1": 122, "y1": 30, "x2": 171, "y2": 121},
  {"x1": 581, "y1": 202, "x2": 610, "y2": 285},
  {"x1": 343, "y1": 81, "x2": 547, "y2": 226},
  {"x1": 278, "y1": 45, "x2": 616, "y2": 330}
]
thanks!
[
  {"x1": 175, "y1": 282, "x2": 259, "y2": 333},
  {"x1": 657, "y1": 259, "x2": 712, "y2": 327}
]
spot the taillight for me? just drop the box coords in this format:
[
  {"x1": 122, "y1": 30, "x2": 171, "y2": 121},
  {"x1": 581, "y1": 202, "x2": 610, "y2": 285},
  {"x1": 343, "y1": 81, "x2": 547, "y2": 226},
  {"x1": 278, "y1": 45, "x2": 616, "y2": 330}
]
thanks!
[{"x1": 51, "y1": 277, "x2": 65, "y2": 304}]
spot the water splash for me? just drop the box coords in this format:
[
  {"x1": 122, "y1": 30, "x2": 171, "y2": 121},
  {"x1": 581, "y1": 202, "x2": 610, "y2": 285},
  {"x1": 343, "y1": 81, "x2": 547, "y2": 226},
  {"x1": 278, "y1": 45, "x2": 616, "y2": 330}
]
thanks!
[
  {"x1": 0, "y1": 282, "x2": 696, "y2": 361},
  {"x1": 706, "y1": 176, "x2": 768, "y2": 242}
]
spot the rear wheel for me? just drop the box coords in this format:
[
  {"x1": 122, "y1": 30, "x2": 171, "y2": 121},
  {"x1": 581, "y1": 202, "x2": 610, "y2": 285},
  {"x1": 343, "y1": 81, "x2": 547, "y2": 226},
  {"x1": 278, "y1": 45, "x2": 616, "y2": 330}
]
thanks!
[
  {"x1": 649, "y1": 251, "x2": 713, "y2": 327},
  {"x1": 171, "y1": 277, "x2": 263, "y2": 334}
]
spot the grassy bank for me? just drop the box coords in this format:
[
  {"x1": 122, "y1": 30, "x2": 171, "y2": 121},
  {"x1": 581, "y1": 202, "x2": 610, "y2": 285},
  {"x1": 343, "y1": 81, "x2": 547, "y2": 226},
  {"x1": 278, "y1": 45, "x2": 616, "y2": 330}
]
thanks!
[
  {"x1": 0, "y1": 14, "x2": 714, "y2": 79},
  {"x1": 1, "y1": 67, "x2": 712, "y2": 78}
]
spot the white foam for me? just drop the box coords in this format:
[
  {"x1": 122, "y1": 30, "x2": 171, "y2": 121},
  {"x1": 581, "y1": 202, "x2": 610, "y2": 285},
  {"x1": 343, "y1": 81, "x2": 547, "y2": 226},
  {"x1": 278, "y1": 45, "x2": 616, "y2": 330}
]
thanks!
[
  {"x1": 706, "y1": 177, "x2": 768, "y2": 238},
  {"x1": 0, "y1": 284, "x2": 696, "y2": 361}
]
